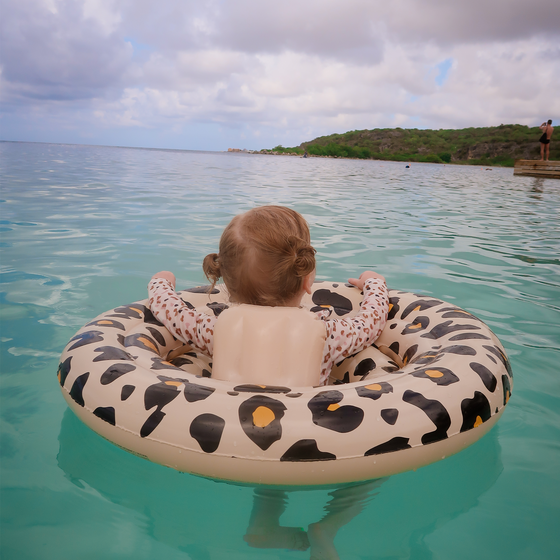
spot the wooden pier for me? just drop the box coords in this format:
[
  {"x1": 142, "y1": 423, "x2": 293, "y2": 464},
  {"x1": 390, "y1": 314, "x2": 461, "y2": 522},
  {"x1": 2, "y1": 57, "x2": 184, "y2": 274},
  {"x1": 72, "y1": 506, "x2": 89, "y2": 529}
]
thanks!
[{"x1": 514, "y1": 160, "x2": 560, "y2": 179}]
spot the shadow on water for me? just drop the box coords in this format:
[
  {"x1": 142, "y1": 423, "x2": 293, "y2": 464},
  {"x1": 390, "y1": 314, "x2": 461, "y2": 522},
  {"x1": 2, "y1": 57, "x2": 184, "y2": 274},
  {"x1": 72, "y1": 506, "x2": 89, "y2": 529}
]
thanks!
[{"x1": 57, "y1": 409, "x2": 503, "y2": 559}]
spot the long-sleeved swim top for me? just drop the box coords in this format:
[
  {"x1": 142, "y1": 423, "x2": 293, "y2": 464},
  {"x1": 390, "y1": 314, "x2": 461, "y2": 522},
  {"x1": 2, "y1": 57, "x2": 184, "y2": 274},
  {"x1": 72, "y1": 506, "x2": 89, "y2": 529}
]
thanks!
[{"x1": 148, "y1": 277, "x2": 389, "y2": 386}]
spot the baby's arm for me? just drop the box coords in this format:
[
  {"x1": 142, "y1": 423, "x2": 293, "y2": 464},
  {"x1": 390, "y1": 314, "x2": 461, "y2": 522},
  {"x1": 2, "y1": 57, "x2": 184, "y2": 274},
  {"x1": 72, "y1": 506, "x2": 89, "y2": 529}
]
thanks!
[
  {"x1": 320, "y1": 275, "x2": 389, "y2": 384},
  {"x1": 148, "y1": 273, "x2": 216, "y2": 356}
]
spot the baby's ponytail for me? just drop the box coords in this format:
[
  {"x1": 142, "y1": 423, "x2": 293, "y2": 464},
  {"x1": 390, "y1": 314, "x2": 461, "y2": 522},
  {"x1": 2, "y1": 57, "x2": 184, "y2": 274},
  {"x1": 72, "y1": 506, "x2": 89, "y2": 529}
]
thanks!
[
  {"x1": 202, "y1": 253, "x2": 221, "y2": 291},
  {"x1": 289, "y1": 237, "x2": 316, "y2": 278}
]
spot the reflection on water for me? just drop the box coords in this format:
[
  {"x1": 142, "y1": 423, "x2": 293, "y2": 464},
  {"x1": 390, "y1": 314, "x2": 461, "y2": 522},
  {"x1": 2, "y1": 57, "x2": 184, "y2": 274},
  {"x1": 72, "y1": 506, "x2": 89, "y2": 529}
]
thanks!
[
  {"x1": 244, "y1": 480, "x2": 386, "y2": 557},
  {"x1": 530, "y1": 177, "x2": 545, "y2": 199}
]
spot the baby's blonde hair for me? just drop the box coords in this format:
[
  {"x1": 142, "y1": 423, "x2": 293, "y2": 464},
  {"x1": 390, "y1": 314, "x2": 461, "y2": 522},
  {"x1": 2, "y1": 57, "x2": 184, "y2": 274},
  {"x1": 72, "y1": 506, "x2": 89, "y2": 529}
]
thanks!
[{"x1": 203, "y1": 206, "x2": 316, "y2": 306}]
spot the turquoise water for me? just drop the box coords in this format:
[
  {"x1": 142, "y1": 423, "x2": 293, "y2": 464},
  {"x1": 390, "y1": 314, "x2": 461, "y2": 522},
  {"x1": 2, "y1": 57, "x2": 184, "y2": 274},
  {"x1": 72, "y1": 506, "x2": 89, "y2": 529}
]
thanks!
[{"x1": 1, "y1": 141, "x2": 559, "y2": 559}]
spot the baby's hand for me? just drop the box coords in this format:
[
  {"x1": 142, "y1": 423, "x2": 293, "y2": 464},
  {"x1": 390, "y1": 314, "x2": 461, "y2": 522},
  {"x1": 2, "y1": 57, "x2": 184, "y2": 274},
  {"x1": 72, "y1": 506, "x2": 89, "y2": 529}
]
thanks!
[
  {"x1": 348, "y1": 271, "x2": 386, "y2": 290},
  {"x1": 151, "y1": 271, "x2": 176, "y2": 289}
]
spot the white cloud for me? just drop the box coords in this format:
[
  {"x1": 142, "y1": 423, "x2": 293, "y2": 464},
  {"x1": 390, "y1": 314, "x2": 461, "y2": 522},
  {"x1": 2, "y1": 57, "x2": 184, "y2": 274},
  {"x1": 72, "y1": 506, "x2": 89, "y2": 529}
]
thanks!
[{"x1": 1, "y1": 0, "x2": 559, "y2": 149}]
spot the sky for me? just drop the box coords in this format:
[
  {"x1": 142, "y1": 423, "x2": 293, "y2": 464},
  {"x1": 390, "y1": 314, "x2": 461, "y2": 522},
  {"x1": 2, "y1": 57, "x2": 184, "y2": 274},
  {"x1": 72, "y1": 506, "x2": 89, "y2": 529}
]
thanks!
[{"x1": 1, "y1": 0, "x2": 559, "y2": 151}]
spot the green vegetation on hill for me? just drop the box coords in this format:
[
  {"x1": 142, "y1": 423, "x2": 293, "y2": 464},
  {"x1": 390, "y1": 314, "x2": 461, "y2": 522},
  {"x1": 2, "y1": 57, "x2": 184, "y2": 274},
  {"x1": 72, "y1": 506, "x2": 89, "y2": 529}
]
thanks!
[{"x1": 261, "y1": 124, "x2": 558, "y2": 166}]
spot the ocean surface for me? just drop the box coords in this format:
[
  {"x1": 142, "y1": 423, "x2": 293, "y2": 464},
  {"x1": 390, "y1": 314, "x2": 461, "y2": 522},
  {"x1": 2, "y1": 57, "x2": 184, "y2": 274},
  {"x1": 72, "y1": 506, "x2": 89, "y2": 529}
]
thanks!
[{"x1": 1, "y1": 141, "x2": 559, "y2": 559}]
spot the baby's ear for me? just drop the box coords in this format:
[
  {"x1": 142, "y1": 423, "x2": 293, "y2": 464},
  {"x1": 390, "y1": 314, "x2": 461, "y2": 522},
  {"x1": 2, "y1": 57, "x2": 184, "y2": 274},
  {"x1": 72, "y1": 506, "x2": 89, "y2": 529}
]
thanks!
[{"x1": 303, "y1": 271, "x2": 315, "y2": 294}]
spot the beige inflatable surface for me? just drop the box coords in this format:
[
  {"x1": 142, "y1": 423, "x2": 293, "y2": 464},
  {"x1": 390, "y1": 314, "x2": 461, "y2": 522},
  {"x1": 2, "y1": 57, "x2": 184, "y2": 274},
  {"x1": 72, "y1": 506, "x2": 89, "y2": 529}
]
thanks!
[{"x1": 57, "y1": 282, "x2": 513, "y2": 486}]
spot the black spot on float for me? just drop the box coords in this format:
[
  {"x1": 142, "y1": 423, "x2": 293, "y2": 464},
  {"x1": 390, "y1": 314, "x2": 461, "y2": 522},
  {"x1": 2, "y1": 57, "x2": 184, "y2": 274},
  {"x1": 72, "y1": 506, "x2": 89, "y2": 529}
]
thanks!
[
  {"x1": 141, "y1": 410, "x2": 166, "y2": 438},
  {"x1": 100, "y1": 363, "x2": 136, "y2": 385},
  {"x1": 381, "y1": 408, "x2": 399, "y2": 425},
  {"x1": 179, "y1": 299, "x2": 195, "y2": 309},
  {"x1": 233, "y1": 384, "x2": 291, "y2": 394},
  {"x1": 402, "y1": 345, "x2": 418, "y2": 365},
  {"x1": 93, "y1": 406, "x2": 115, "y2": 425},
  {"x1": 403, "y1": 390, "x2": 451, "y2": 444},
  {"x1": 409, "y1": 350, "x2": 440, "y2": 366},
  {"x1": 502, "y1": 375, "x2": 512, "y2": 406},
  {"x1": 333, "y1": 371, "x2": 350, "y2": 384},
  {"x1": 280, "y1": 439, "x2": 336, "y2": 462},
  {"x1": 85, "y1": 319, "x2": 126, "y2": 331},
  {"x1": 388, "y1": 341, "x2": 400, "y2": 355},
  {"x1": 449, "y1": 333, "x2": 491, "y2": 341},
  {"x1": 57, "y1": 357, "x2": 72, "y2": 387},
  {"x1": 286, "y1": 392, "x2": 302, "y2": 398},
  {"x1": 117, "y1": 333, "x2": 159, "y2": 353},
  {"x1": 108, "y1": 304, "x2": 144, "y2": 320},
  {"x1": 183, "y1": 380, "x2": 215, "y2": 403},
  {"x1": 142, "y1": 307, "x2": 164, "y2": 326},
  {"x1": 382, "y1": 361, "x2": 401, "y2": 373},
  {"x1": 201, "y1": 369, "x2": 212, "y2": 378},
  {"x1": 227, "y1": 391, "x2": 239, "y2": 396},
  {"x1": 121, "y1": 385, "x2": 135, "y2": 400},
  {"x1": 421, "y1": 321, "x2": 480, "y2": 340},
  {"x1": 146, "y1": 326, "x2": 166, "y2": 346},
  {"x1": 170, "y1": 356, "x2": 194, "y2": 367},
  {"x1": 184, "y1": 285, "x2": 220, "y2": 294},
  {"x1": 411, "y1": 367, "x2": 459, "y2": 386},
  {"x1": 401, "y1": 299, "x2": 441, "y2": 319},
  {"x1": 356, "y1": 382, "x2": 393, "y2": 400},
  {"x1": 69, "y1": 372, "x2": 90, "y2": 407},
  {"x1": 239, "y1": 395, "x2": 286, "y2": 450},
  {"x1": 68, "y1": 330, "x2": 104, "y2": 351},
  {"x1": 354, "y1": 358, "x2": 376, "y2": 379},
  {"x1": 206, "y1": 302, "x2": 229, "y2": 316},
  {"x1": 440, "y1": 345, "x2": 477, "y2": 356},
  {"x1": 469, "y1": 362, "x2": 497, "y2": 392},
  {"x1": 140, "y1": 377, "x2": 183, "y2": 437},
  {"x1": 483, "y1": 345, "x2": 513, "y2": 378},
  {"x1": 365, "y1": 437, "x2": 411, "y2": 456},
  {"x1": 190, "y1": 413, "x2": 225, "y2": 453},
  {"x1": 387, "y1": 297, "x2": 400, "y2": 320},
  {"x1": 150, "y1": 357, "x2": 181, "y2": 371},
  {"x1": 93, "y1": 346, "x2": 135, "y2": 362},
  {"x1": 460, "y1": 391, "x2": 491, "y2": 432},
  {"x1": 311, "y1": 289, "x2": 353, "y2": 316},
  {"x1": 439, "y1": 308, "x2": 481, "y2": 321},
  {"x1": 401, "y1": 316, "x2": 430, "y2": 336},
  {"x1": 308, "y1": 391, "x2": 364, "y2": 433}
]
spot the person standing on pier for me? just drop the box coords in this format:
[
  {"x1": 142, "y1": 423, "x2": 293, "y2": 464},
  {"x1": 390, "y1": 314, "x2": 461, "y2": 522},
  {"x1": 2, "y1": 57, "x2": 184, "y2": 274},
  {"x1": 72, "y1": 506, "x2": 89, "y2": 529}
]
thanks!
[{"x1": 539, "y1": 120, "x2": 554, "y2": 161}]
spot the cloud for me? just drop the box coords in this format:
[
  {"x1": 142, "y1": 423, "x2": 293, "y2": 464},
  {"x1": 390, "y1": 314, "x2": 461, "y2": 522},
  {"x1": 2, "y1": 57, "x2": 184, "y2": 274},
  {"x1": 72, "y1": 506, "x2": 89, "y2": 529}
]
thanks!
[
  {"x1": 1, "y1": 0, "x2": 132, "y2": 102},
  {"x1": 1, "y1": 0, "x2": 559, "y2": 150}
]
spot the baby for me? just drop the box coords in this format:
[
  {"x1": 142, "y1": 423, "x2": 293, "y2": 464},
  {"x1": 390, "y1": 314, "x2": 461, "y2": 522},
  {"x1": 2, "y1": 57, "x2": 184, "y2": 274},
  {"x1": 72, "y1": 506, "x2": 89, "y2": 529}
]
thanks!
[{"x1": 148, "y1": 205, "x2": 389, "y2": 386}]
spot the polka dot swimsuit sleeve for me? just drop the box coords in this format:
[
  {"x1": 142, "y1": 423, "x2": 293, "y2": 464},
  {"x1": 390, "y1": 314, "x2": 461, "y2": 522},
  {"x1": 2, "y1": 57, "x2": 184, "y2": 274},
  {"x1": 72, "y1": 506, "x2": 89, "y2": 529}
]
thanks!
[
  {"x1": 319, "y1": 278, "x2": 389, "y2": 385},
  {"x1": 148, "y1": 278, "x2": 216, "y2": 356}
]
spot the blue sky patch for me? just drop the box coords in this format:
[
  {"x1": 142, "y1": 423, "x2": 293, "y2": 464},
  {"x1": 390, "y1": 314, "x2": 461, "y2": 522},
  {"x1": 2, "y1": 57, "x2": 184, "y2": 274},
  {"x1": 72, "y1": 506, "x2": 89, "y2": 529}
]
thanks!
[{"x1": 435, "y1": 58, "x2": 453, "y2": 87}]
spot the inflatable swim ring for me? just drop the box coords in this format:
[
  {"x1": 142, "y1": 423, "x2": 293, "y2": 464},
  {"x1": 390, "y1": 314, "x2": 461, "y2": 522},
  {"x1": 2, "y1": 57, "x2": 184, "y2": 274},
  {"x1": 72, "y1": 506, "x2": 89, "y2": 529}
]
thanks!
[{"x1": 58, "y1": 282, "x2": 512, "y2": 486}]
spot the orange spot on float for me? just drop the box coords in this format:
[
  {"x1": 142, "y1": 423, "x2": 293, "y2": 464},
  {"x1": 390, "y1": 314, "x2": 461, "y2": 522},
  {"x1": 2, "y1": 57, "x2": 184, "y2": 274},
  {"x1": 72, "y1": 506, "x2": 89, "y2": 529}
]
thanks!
[
  {"x1": 425, "y1": 370, "x2": 444, "y2": 378},
  {"x1": 327, "y1": 403, "x2": 340, "y2": 411},
  {"x1": 365, "y1": 383, "x2": 382, "y2": 391},
  {"x1": 138, "y1": 337, "x2": 158, "y2": 352},
  {"x1": 474, "y1": 415, "x2": 483, "y2": 428},
  {"x1": 253, "y1": 406, "x2": 275, "y2": 428},
  {"x1": 164, "y1": 380, "x2": 183, "y2": 387}
]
